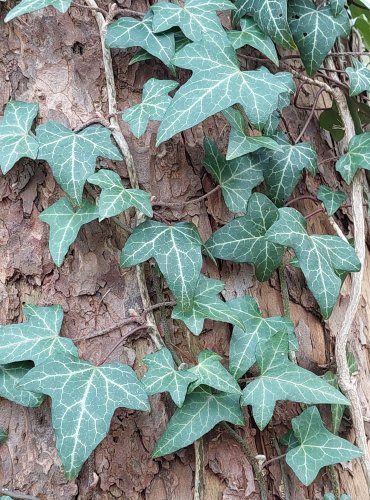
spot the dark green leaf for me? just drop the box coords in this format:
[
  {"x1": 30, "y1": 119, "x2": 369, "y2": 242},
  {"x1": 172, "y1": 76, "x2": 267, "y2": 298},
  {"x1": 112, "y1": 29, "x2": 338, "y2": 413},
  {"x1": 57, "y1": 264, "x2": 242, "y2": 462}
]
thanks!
[
  {"x1": 0, "y1": 362, "x2": 45, "y2": 407},
  {"x1": 336, "y1": 132, "x2": 370, "y2": 183}
]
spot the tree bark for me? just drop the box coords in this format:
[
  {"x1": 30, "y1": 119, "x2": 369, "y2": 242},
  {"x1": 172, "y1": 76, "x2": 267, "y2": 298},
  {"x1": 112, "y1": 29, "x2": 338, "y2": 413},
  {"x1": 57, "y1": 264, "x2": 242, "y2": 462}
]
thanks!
[{"x1": 0, "y1": 2, "x2": 369, "y2": 499}]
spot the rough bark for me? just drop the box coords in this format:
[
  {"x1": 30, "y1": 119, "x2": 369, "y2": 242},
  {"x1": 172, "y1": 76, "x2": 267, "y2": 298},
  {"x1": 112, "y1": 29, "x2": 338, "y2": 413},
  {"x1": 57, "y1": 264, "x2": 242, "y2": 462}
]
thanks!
[{"x1": 0, "y1": 2, "x2": 369, "y2": 499}]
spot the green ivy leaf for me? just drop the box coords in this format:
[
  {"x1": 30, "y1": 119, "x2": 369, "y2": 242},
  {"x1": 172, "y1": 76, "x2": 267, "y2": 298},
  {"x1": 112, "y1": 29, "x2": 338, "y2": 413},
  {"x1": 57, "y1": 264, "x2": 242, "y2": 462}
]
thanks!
[
  {"x1": 286, "y1": 406, "x2": 362, "y2": 485},
  {"x1": 122, "y1": 79, "x2": 179, "y2": 138},
  {"x1": 0, "y1": 430, "x2": 7, "y2": 443},
  {"x1": 88, "y1": 169, "x2": 152, "y2": 220},
  {"x1": 202, "y1": 136, "x2": 265, "y2": 212},
  {"x1": 121, "y1": 221, "x2": 203, "y2": 309},
  {"x1": 258, "y1": 134, "x2": 317, "y2": 205},
  {"x1": 20, "y1": 354, "x2": 149, "y2": 479},
  {"x1": 157, "y1": 35, "x2": 294, "y2": 144},
  {"x1": 172, "y1": 274, "x2": 244, "y2": 335},
  {"x1": 0, "y1": 362, "x2": 45, "y2": 407},
  {"x1": 105, "y1": 12, "x2": 175, "y2": 67},
  {"x1": 151, "y1": 0, "x2": 235, "y2": 42},
  {"x1": 5, "y1": 0, "x2": 71, "y2": 22},
  {"x1": 336, "y1": 132, "x2": 370, "y2": 183},
  {"x1": 142, "y1": 348, "x2": 197, "y2": 407},
  {"x1": 36, "y1": 122, "x2": 122, "y2": 204},
  {"x1": 329, "y1": 0, "x2": 345, "y2": 16},
  {"x1": 288, "y1": 0, "x2": 350, "y2": 76},
  {"x1": 228, "y1": 295, "x2": 297, "y2": 379},
  {"x1": 266, "y1": 208, "x2": 361, "y2": 318},
  {"x1": 241, "y1": 332, "x2": 349, "y2": 429},
  {"x1": 188, "y1": 350, "x2": 242, "y2": 394},
  {"x1": 227, "y1": 17, "x2": 278, "y2": 64},
  {"x1": 346, "y1": 58, "x2": 370, "y2": 97},
  {"x1": 222, "y1": 107, "x2": 282, "y2": 161},
  {"x1": 153, "y1": 386, "x2": 244, "y2": 457},
  {"x1": 205, "y1": 193, "x2": 284, "y2": 281},
  {"x1": 233, "y1": 0, "x2": 295, "y2": 49},
  {"x1": 39, "y1": 198, "x2": 99, "y2": 266},
  {"x1": 0, "y1": 101, "x2": 39, "y2": 174},
  {"x1": 317, "y1": 185, "x2": 346, "y2": 215},
  {"x1": 0, "y1": 305, "x2": 77, "y2": 365}
]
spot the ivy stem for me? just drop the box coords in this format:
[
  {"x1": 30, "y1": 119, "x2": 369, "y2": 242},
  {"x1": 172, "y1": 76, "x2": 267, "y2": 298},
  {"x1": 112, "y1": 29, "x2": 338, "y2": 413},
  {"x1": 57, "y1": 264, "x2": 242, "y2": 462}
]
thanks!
[
  {"x1": 0, "y1": 490, "x2": 39, "y2": 500},
  {"x1": 295, "y1": 87, "x2": 326, "y2": 144},
  {"x1": 262, "y1": 452, "x2": 287, "y2": 469},
  {"x1": 221, "y1": 423, "x2": 268, "y2": 500},
  {"x1": 271, "y1": 433, "x2": 290, "y2": 500},
  {"x1": 284, "y1": 195, "x2": 318, "y2": 206},
  {"x1": 152, "y1": 185, "x2": 221, "y2": 207},
  {"x1": 98, "y1": 324, "x2": 149, "y2": 365}
]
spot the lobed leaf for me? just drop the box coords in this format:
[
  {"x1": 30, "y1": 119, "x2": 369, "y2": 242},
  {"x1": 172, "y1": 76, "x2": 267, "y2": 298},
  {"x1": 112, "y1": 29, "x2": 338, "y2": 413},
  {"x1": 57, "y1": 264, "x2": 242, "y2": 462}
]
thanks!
[
  {"x1": 346, "y1": 58, "x2": 370, "y2": 97},
  {"x1": 317, "y1": 185, "x2": 346, "y2": 215},
  {"x1": 336, "y1": 132, "x2": 370, "y2": 183},
  {"x1": 0, "y1": 362, "x2": 45, "y2": 407},
  {"x1": 5, "y1": 0, "x2": 71, "y2": 22}
]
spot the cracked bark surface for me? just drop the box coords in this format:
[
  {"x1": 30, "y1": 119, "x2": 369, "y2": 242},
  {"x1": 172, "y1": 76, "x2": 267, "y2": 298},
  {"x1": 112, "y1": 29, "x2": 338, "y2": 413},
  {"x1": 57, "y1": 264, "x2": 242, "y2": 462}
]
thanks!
[{"x1": 0, "y1": 2, "x2": 370, "y2": 499}]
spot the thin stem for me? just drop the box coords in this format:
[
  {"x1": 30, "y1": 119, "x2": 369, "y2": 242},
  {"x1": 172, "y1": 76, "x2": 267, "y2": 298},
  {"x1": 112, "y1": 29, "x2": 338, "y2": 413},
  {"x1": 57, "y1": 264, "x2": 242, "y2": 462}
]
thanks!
[
  {"x1": 285, "y1": 195, "x2": 318, "y2": 206},
  {"x1": 271, "y1": 433, "x2": 290, "y2": 500},
  {"x1": 318, "y1": 155, "x2": 341, "y2": 164},
  {"x1": 262, "y1": 453, "x2": 287, "y2": 469},
  {"x1": 153, "y1": 185, "x2": 221, "y2": 208},
  {"x1": 98, "y1": 324, "x2": 148, "y2": 365},
  {"x1": 295, "y1": 87, "x2": 325, "y2": 144},
  {"x1": 71, "y1": 1, "x2": 108, "y2": 15},
  {"x1": 0, "y1": 490, "x2": 39, "y2": 500},
  {"x1": 305, "y1": 207, "x2": 324, "y2": 219}
]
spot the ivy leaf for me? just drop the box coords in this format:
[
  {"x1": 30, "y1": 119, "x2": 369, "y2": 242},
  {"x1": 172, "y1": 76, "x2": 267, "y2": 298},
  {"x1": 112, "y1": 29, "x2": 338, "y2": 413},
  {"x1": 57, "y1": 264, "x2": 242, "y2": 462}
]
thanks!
[
  {"x1": 330, "y1": 0, "x2": 345, "y2": 16},
  {"x1": 0, "y1": 101, "x2": 39, "y2": 174},
  {"x1": 336, "y1": 132, "x2": 370, "y2": 183},
  {"x1": 188, "y1": 350, "x2": 242, "y2": 394},
  {"x1": 286, "y1": 406, "x2": 362, "y2": 485},
  {"x1": 222, "y1": 107, "x2": 282, "y2": 161},
  {"x1": 151, "y1": 0, "x2": 235, "y2": 42},
  {"x1": 172, "y1": 274, "x2": 244, "y2": 335},
  {"x1": 0, "y1": 430, "x2": 7, "y2": 443},
  {"x1": 241, "y1": 332, "x2": 349, "y2": 429},
  {"x1": 0, "y1": 304, "x2": 77, "y2": 365},
  {"x1": 36, "y1": 122, "x2": 122, "y2": 204},
  {"x1": 288, "y1": 0, "x2": 350, "y2": 76},
  {"x1": 39, "y1": 198, "x2": 99, "y2": 266},
  {"x1": 0, "y1": 362, "x2": 45, "y2": 407},
  {"x1": 233, "y1": 0, "x2": 295, "y2": 49},
  {"x1": 346, "y1": 58, "x2": 370, "y2": 97},
  {"x1": 122, "y1": 79, "x2": 179, "y2": 138},
  {"x1": 142, "y1": 348, "x2": 197, "y2": 407},
  {"x1": 105, "y1": 12, "x2": 175, "y2": 67},
  {"x1": 266, "y1": 208, "x2": 361, "y2": 318},
  {"x1": 228, "y1": 295, "x2": 297, "y2": 380},
  {"x1": 5, "y1": 0, "x2": 71, "y2": 22},
  {"x1": 153, "y1": 386, "x2": 244, "y2": 457},
  {"x1": 20, "y1": 354, "x2": 149, "y2": 479},
  {"x1": 227, "y1": 17, "x2": 278, "y2": 64},
  {"x1": 121, "y1": 221, "x2": 203, "y2": 309},
  {"x1": 202, "y1": 136, "x2": 265, "y2": 212},
  {"x1": 317, "y1": 185, "x2": 346, "y2": 216},
  {"x1": 87, "y1": 169, "x2": 152, "y2": 220},
  {"x1": 205, "y1": 193, "x2": 284, "y2": 281},
  {"x1": 157, "y1": 35, "x2": 295, "y2": 144},
  {"x1": 258, "y1": 134, "x2": 317, "y2": 205}
]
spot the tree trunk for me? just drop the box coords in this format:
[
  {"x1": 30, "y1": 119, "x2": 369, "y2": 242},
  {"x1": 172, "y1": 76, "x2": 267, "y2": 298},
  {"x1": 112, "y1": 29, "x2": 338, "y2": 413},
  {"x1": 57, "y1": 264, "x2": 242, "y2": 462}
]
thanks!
[{"x1": 0, "y1": 2, "x2": 369, "y2": 499}]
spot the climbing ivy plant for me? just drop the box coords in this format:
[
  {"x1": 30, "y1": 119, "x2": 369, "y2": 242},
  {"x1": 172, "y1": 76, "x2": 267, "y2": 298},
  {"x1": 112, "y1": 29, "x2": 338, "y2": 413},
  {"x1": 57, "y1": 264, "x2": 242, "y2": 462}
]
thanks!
[{"x1": 1, "y1": 0, "x2": 370, "y2": 497}]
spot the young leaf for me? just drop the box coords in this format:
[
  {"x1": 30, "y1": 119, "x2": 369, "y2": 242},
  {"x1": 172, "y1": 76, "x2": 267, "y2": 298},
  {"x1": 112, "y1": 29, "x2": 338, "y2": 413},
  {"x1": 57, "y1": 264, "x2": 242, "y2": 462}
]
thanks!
[
  {"x1": 20, "y1": 354, "x2": 149, "y2": 479},
  {"x1": 5, "y1": 0, "x2": 71, "y2": 22},
  {"x1": 0, "y1": 304, "x2": 77, "y2": 365},
  {"x1": 188, "y1": 350, "x2": 242, "y2": 395},
  {"x1": 172, "y1": 274, "x2": 244, "y2": 335},
  {"x1": 0, "y1": 362, "x2": 45, "y2": 407},
  {"x1": 122, "y1": 79, "x2": 179, "y2": 138},
  {"x1": 329, "y1": 0, "x2": 345, "y2": 16},
  {"x1": 88, "y1": 169, "x2": 152, "y2": 220},
  {"x1": 39, "y1": 198, "x2": 99, "y2": 266},
  {"x1": 153, "y1": 386, "x2": 244, "y2": 457},
  {"x1": 205, "y1": 193, "x2": 284, "y2": 281},
  {"x1": 317, "y1": 185, "x2": 346, "y2": 215},
  {"x1": 228, "y1": 295, "x2": 297, "y2": 380},
  {"x1": 105, "y1": 12, "x2": 175, "y2": 67},
  {"x1": 157, "y1": 35, "x2": 295, "y2": 144},
  {"x1": 233, "y1": 0, "x2": 295, "y2": 49},
  {"x1": 142, "y1": 348, "x2": 198, "y2": 407},
  {"x1": 266, "y1": 208, "x2": 361, "y2": 318},
  {"x1": 346, "y1": 58, "x2": 370, "y2": 96},
  {"x1": 151, "y1": 0, "x2": 235, "y2": 42},
  {"x1": 286, "y1": 406, "x2": 362, "y2": 485},
  {"x1": 202, "y1": 137, "x2": 265, "y2": 212},
  {"x1": 36, "y1": 122, "x2": 122, "y2": 204},
  {"x1": 121, "y1": 221, "x2": 203, "y2": 309},
  {"x1": 288, "y1": 0, "x2": 350, "y2": 75},
  {"x1": 0, "y1": 101, "x2": 39, "y2": 174},
  {"x1": 227, "y1": 17, "x2": 278, "y2": 64},
  {"x1": 241, "y1": 332, "x2": 349, "y2": 429},
  {"x1": 222, "y1": 107, "x2": 282, "y2": 161},
  {"x1": 336, "y1": 132, "x2": 370, "y2": 183}
]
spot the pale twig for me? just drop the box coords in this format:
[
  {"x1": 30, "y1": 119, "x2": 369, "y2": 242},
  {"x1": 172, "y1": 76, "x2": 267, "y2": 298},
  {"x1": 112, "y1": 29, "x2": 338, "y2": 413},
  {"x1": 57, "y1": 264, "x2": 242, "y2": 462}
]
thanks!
[{"x1": 194, "y1": 438, "x2": 205, "y2": 500}]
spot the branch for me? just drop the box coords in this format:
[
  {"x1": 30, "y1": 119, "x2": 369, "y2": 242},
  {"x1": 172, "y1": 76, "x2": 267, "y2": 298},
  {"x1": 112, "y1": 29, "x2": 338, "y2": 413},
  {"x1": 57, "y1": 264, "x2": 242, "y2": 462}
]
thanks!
[
  {"x1": 152, "y1": 185, "x2": 221, "y2": 208},
  {"x1": 98, "y1": 324, "x2": 148, "y2": 365},
  {"x1": 295, "y1": 87, "x2": 326, "y2": 144},
  {"x1": 194, "y1": 438, "x2": 205, "y2": 500},
  {"x1": 0, "y1": 490, "x2": 39, "y2": 500}
]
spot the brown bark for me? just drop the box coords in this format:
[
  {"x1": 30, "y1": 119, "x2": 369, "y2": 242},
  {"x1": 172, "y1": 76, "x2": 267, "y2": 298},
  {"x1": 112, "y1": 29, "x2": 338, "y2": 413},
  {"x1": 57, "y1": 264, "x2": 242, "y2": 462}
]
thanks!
[{"x1": 0, "y1": 2, "x2": 370, "y2": 499}]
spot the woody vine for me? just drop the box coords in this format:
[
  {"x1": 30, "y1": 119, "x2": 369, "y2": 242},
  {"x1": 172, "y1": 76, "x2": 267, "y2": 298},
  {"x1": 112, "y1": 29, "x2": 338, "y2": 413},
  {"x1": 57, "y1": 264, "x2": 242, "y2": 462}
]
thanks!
[{"x1": 0, "y1": 0, "x2": 370, "y2": 499}]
